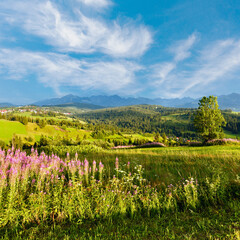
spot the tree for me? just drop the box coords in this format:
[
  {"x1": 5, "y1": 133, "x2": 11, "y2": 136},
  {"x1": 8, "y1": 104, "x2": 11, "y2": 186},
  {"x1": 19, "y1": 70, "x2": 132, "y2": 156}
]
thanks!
[
  {"x1": 161, "y1": 132, "x2": 168, "y2": 145},
  {"x1": 193, "y1": 96, "x2": 226, "y2": 142},
  {"x1": 11, "y1": 134, "x2": 23, "y2": 150},
  {"x1": 154, "y1": 132, "x2": 160, "y2": 142}
]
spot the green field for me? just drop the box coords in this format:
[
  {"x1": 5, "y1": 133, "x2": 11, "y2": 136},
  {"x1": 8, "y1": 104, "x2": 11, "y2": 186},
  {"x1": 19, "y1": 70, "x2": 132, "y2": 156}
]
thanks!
[
  {"x1": 70, "y1": 145, "x2": 240, "y2": 185},
  {"x1": 15, "y1": 111, "x2": 87, "y2": 124},
  {"x1": 0, "y1": 119, "x2": 91, "y2": 144},
  {"x1": 224, "y1": 129, "x2": 240, "y2": 139},
  {"x1": 0, "y1": 120, "x2": 27, "y2": 143},
  {"x1": 15, "y1": 111, "x2": 73, "y2": 121},
  {"x1": 1, "y1": 146, "x2": 240, "y2": 239}
]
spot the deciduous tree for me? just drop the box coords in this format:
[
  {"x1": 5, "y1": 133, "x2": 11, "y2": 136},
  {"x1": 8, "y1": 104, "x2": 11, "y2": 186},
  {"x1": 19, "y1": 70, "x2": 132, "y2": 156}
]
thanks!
[{"x1": 193, "y1": 96, "x2": 226, "y2": 142}]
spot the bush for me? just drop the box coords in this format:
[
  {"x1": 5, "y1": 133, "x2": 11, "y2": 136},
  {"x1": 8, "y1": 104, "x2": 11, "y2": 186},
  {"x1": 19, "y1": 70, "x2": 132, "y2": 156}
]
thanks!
[
  {"x1": 206, "y1": 138, "x2": 240, "y2": 146},
  {"x1": 0, "y1": 140, "x2": 6, "y2": 149},
  {"x1": 226, "y1": 179, "x2": 240, "y2": 198}
]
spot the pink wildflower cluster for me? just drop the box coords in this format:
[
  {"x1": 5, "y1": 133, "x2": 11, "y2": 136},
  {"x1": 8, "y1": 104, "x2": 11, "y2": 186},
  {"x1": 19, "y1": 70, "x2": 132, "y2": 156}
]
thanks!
[
  {"x1": 0, "y1": 148, "x2": 100, "y2": 187},
  {"x1": 139, "y1": 142, "x2": 166, "y2": 147},
  {"x1": 207, "y1": 138, "x2": 240, "y2": 143},
  {"x1": 111, "y1": 145, "x2": 135, "y2": 149},
  {"x1": 111, "y1": 142, "x2": 166, "y2": 149}
]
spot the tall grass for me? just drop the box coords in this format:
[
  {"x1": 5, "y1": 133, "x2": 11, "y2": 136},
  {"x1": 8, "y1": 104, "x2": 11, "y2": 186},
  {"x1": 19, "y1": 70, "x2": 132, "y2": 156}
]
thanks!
[{"x1": 0, "y1": 148, "x2": 239, "y2": 230}]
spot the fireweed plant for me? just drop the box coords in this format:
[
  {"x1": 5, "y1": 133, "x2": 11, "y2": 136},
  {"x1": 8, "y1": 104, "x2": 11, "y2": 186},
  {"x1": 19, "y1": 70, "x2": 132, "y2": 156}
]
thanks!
[{"x1": 0, "y1": 148, "x2": 238, "y2": 227}]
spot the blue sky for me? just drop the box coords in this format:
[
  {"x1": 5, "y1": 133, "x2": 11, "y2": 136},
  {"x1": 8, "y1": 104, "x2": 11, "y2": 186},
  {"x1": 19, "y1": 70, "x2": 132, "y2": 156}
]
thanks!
[{"x1": 0, "y1": 0, "x2": 240, "y2": 104}]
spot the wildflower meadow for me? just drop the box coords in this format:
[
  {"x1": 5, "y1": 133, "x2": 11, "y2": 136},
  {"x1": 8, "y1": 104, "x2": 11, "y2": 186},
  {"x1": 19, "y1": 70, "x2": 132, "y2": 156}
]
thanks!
[{"x1": 0, "y1": 147, "x2": 239, "y2": 239}]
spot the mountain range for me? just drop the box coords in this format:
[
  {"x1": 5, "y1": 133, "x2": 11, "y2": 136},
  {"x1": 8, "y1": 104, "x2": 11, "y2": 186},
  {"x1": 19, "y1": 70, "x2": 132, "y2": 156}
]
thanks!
[
  {"x1": 0, "y1": 102, "x2": 15, "y2": 107},
  {"x1": 1, "y1": 93, "x2": 240, "y2": 111},
  {"x1": 32, "y1": 93, "x2": 240, "y2": 111},
  {"x1": 33, "y1": 94, "x2": 194, "y2": 108}
]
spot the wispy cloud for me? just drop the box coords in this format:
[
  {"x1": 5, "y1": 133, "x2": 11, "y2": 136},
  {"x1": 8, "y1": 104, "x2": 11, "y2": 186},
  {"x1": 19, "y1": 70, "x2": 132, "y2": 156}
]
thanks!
[
  {"x1": 0, "y1": 0, "x2": 152, "y2": 58},
  {"x1": 76, "y1": 0, "x2": 113, "y2": 9},
  {"x1": 150, "y1": 33, "x2": 197, "y2": 87},
  {"x1": 0, "y1": 48, "x2": 142, "y2": 94},
  {"x1": 177, "y1": 39, "x2": 240, "y2": 96},
  {"x1": 170, "y1": 33, "x2": 197, "y2": 62},
  {"x1": 150, "y1": 38, "x2": 240, "y2": 98},
  {"x1": 150, "y1": 62, "x2": 176, "y2": 86}
]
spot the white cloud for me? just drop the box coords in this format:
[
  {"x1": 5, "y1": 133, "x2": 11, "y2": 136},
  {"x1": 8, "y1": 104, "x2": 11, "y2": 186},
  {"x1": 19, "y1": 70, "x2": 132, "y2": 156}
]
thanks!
[
  {"x1": 150, "y1": 33, "x2": 197, "y2": 87},
  {"x1": 170, "y1": 33, "x2": 197, "y2": 62},
  {"x1": 0, "y1": 0, "x2": 152, "y2": 58},
  {"x1": 151, "y1": 38, "x2": 240, "y2": 98},
  {"x1": 77, "y1": 0, "x2": 112, "y2": 9},
  {"x1": 0, "y1": 48, "x2": 141, "y2": 94},
  {"x1": 150, "y1": 62, "x2": 176, "y2": 86},
  {"x1": 177, "y1": 39, "x2": 240, "y2": 96}
]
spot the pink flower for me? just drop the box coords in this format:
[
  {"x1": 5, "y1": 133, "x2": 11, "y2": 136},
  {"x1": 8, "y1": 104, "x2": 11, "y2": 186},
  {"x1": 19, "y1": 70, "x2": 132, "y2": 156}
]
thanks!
[
  {"x1": 115, "y1": 158, "x2": 119, "y2": 170},
  {"x1": 99, "y1": 162, "x2": 104, "y2": 172}
]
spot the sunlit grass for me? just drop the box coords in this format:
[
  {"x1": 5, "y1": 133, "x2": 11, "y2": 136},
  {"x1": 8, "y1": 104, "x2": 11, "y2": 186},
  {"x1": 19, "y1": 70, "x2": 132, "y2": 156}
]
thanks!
[
  {"x1": 0, "y1": 120, "x2": 27, "y2": 143},
  {"x1": 0, "y1": 147, "x2": 239, "y2": 239}
]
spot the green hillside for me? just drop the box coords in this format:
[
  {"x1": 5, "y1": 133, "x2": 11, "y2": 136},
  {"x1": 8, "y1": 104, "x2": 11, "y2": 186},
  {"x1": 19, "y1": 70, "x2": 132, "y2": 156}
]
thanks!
[
  {"x1": 0, "y1": 119, "x2": 91, "y2": 144},
  {"x1": 0, "y1": 120, "x2": 27, "y2": 143}
]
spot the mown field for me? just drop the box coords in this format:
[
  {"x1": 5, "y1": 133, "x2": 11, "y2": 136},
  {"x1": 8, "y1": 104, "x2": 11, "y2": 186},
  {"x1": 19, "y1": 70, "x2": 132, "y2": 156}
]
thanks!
[
  {"x1": 0, "y1": 146, "x2": 239, "y2": 239},
  {"x1": 0, "y1": 119, "x2": 91, "y2": 144},
  {"x1": 0, "y1": 120, "x2": 27, "y2": 143}
]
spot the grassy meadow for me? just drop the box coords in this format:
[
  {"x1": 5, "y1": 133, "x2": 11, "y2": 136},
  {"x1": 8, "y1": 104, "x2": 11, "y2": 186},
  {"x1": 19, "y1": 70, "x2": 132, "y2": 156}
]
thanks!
[
  {"x1": 0, "y1": 120, "x2": 27, "y2": 143},
  {"x1": 0, "y1": 146, "x2": 239, "y2": 239},
  {"x1": 0, "y1": 119, "x2": 91, "y2": 144},
  {"x1": 41, "y1": 145, "x2": 240, "y2": 183}
]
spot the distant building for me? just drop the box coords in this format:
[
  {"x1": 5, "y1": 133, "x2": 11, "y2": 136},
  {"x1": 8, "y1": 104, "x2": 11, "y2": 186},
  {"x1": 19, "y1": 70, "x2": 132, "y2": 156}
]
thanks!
[{"x1": 0, "y1": 110, "x2": 7, "y2": 114}]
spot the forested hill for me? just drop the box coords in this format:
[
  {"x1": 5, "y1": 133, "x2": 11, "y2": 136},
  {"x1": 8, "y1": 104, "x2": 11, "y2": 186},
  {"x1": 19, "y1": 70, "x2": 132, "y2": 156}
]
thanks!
[
  {"x1": 77, "y1": 105, "x2": 240, "y2": 138},
  {"x1": 77, "y1": 105, "x2": 197, "y2": 137}
]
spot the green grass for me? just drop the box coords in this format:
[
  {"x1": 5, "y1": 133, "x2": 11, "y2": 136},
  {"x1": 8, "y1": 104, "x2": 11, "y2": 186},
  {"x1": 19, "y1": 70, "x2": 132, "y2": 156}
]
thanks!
[
  {"x1": 15, "y1": 112, "x2": 73, "y2": 121},
  {"x1": 0, "y1": 120, "x2": 27, "y2": 143},
  {"x1": 123, "y1": 133, "x2": 153, "y2": 140},
  {"x1": 161, "y1": 113, "x2": 190, "y2": 124},
  {"x1": 224, "y1": 129, "x2": 240, "y2": 139},
  {"x1": 0, "y1": 147, "x2": 240, "y2": 239},
  {"x1": 1, "y1": 201, "x2": 240, "y2": 239},
  {"x1": 40, "y1": 145, "x2": 240, "y2": 186},
  {"x1": 124, "y1": 145, "x2": 240, "y2": 154},
  {"x1": 0, "y1": 120, "x2": 92, "y2": 144}
]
